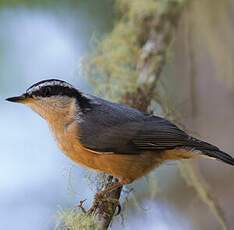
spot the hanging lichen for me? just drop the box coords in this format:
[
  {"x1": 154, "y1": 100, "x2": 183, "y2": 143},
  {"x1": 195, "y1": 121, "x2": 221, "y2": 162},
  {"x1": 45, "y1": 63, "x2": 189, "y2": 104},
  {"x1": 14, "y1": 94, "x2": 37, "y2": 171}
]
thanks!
[{"x1": 56, "y1": 208, "x2": 98, "y2": 230}]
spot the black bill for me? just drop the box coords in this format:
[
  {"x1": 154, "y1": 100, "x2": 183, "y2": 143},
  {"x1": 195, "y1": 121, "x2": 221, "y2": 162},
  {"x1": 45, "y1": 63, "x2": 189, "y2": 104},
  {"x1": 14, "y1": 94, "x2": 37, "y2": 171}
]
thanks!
[{"x1": 6, "y1": 94, "x2": 27, "y2": 103}]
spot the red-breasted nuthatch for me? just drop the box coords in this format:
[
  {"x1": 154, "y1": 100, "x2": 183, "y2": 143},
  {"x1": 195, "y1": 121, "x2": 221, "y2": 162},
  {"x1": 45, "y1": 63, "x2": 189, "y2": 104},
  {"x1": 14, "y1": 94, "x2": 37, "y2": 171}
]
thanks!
[{"x1": 6, "y1": 79, "x2": 234, "y2": 194}]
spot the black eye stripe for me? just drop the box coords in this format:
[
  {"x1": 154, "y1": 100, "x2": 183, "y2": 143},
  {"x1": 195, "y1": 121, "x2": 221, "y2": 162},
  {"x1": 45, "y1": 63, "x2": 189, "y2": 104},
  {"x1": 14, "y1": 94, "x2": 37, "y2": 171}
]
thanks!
[
  {"x1": 26, "y1": 80, "x2": 92, "y2": 111},
  {"x1": 43, "y1": 87, "x2": 52, "y2": 97},
  {"x1": 29, "y1": 85, "x2": 81, "y2": 98}
]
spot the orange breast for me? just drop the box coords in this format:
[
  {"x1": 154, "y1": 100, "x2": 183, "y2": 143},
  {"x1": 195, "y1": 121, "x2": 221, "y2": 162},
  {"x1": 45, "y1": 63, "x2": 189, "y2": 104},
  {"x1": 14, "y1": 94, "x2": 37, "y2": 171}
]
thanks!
[{"x1": 51, "y1": 121, "x2": 162, "y2": 184}]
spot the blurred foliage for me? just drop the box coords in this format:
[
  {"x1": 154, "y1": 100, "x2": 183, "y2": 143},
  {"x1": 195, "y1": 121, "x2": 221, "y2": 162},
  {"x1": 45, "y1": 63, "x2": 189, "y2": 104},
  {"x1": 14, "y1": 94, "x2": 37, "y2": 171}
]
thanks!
[
  {"x1": 83, "y1": 0, "x2": 188, "y2": 102},
  {"x1": 83, "y1": 0, "x2": 149, "y2": 100},
  {"x1": 179, "y1": 161, "x2": 227, "y2": 230},
  {"x1": 0, "y1": 0, "x2": 115, "y2": 36},
  {"x1": 187, "y1": 0, "x2": 234, "y2": 87},
  {"x1": 0, "y1": 0, "x2": 88, "y2": 7},
  {"x1": 0, "y1": 0, "x2": 78, "y2": 7}
]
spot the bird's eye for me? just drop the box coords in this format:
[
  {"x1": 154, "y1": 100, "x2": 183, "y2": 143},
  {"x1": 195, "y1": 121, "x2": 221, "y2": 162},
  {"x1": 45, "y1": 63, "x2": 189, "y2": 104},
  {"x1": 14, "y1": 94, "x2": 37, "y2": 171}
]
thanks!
[{"x1": 42, "y1": 87, "x2": 52, "y2": 97}]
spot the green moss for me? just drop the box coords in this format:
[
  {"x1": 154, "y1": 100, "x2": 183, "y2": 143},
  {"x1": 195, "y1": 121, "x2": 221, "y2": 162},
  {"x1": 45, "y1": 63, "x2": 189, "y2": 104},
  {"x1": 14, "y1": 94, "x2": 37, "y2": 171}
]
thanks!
[
  {"x1": 56, "y1": 208, "x2": 98, "y2": 230},
  {"x1": 84, "y1": 0, "x2": 189, "y2": 102},
  {"x1": 83, "y1": 0, "x2": 165, "y2": 101},
  {"x1": 117, "y1": 0, "x2": 158, "y2": 20}
]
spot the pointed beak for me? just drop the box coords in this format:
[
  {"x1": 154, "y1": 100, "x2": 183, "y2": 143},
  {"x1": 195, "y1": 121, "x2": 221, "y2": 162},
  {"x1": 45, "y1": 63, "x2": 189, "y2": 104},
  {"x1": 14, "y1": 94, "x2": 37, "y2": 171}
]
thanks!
[{"x1": 6, "y1": 94, "x2": 27, "y2": 103}]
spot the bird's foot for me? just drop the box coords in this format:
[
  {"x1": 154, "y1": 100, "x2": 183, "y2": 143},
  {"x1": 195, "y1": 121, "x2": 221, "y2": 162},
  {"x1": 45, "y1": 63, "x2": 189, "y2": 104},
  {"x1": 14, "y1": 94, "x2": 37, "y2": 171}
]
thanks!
[
  {"x1": 87, "y1": 191, "x2": 105, "y2": 215},
  {"x1": 88, "y1": 181, "x2": 123, "y2": 215},
  {"x1": 87, "y1": 193, "x2": 121, "y2": 215}
]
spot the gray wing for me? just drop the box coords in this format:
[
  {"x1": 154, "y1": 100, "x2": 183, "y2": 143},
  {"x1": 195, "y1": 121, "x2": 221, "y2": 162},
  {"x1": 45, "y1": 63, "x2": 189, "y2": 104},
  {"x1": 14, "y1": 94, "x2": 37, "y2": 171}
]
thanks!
[{"x1": 78, "y1": 97, "x2": 214, "y2": 154}]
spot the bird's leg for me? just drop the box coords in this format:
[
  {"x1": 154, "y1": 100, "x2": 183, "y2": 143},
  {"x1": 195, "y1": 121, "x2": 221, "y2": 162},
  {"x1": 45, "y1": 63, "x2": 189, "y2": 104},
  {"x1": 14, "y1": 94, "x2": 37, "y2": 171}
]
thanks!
[
  {"x1": 95, "y1": 181, "x2": 122, "y2": 209},
  {"x1": 96, "y1": 181, "x2": 123, "y2": 199},
  {"x1": 88, "y1": 181, "x2": 123, "y2": 215}
]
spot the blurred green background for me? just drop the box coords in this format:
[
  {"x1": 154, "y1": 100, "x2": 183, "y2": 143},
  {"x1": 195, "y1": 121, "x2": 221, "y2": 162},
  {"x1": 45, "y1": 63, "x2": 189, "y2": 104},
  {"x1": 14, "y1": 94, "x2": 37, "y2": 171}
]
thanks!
[{"x1": 0, "y1": 0, "x2": 234, "y2": 229}]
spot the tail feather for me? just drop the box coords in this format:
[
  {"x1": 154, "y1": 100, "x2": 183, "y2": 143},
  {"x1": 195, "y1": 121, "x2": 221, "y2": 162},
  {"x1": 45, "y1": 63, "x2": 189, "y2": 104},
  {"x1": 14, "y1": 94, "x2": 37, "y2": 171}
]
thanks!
[
  {"x1": 188, "y1": 137, "x2": 234, "y2": 165},
  {"x1": 201, "y1": 149, "x2": 234, "y2": 165}
]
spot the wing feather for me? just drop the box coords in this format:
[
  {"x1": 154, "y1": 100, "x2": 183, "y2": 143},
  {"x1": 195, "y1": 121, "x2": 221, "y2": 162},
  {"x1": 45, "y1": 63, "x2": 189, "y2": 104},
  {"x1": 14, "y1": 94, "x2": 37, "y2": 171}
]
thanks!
[{"x1": 78, "y1": 97, "x2": 195, "y2": 154}]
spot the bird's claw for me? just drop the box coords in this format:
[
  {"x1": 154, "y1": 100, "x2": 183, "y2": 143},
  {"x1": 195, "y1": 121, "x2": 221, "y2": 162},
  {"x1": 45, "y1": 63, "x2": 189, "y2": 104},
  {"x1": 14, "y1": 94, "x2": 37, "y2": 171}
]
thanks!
[
  {"x1": 76, "y1": 199, "x2": 87, "y2": 214},
  {"x1": 87, "y1": 193, "x2": 121, "y2": 215}
]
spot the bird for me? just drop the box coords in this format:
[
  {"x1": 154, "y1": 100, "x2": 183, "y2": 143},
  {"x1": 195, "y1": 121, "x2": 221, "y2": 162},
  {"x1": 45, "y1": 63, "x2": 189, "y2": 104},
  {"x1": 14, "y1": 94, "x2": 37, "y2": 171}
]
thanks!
[{"x1": 6, "y1": 79, "x2": 234, "y2": 195}]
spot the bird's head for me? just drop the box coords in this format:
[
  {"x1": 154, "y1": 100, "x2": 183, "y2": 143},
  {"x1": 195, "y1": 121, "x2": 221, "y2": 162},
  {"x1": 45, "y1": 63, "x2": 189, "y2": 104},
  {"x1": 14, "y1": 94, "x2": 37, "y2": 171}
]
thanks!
[{"x1": 6, "y1": 79, "x2": 90, "y2": 123}]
